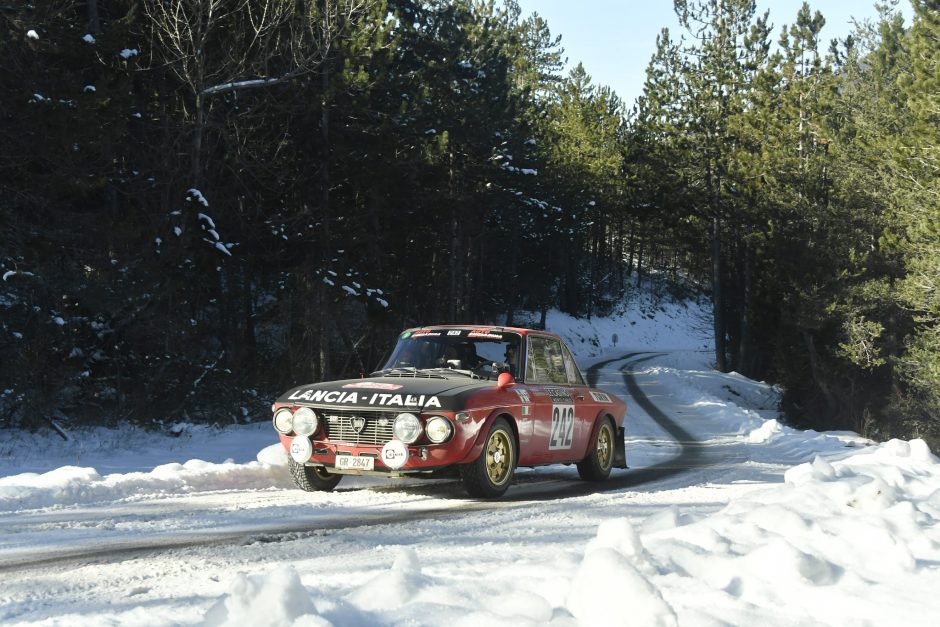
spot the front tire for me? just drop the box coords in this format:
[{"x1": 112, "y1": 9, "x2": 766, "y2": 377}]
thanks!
[
  {"x1": 287, "y1": 457, "x2": 343, "y2": 492},
  {"x1": 577, "y1": 418, "x2": 615, "y2": 481},
  {"x1": 459, "y1": 417, "x2": 516, "y2": 498}
]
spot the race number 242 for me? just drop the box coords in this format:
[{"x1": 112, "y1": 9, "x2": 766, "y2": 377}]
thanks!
[{"x1": 549, "y1": 404, "x2": 574, "y2": 449}]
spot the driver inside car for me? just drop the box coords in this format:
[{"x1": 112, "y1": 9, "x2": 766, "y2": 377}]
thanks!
[
  {"x1": 503, "y1": 343, "x2": 519, "y2": 377},
  {"x1": 457, "y1": 342, "x2": 485, "y2": 369},
  {"x1": 440, "y1": 341, "x2": 484, "y2": 370}
]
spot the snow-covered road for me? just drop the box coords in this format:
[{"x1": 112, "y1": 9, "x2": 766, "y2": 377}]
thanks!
[
  {"x1": 0, "y1": 354, "x2": 714, "y2": 573},
  {"x1": 1, "y1": 351, "x2": 938, "y2": 626}
]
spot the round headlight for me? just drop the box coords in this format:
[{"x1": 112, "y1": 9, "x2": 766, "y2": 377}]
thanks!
[
  {"x1": 273, "y1": 408, "x2": 294, "y2": 434},
  {"x1": 292, "y1": 407, "x2": 319, "y2": 436},
  {"x1": 425, "y1": 416, "x2": 453, "y2": 444},
  {"x1": 393, "y1": 412, "x2": 421, "y2": 443}
]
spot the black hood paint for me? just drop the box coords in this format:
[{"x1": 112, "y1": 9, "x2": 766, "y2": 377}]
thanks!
[{"x1": 277, "y1": 375, "x2": 494, "y2": 412}]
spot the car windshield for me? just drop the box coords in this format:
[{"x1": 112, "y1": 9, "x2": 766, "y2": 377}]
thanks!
[{"x1": 379, "y1": 329, "x2": 523, "y2": 377}]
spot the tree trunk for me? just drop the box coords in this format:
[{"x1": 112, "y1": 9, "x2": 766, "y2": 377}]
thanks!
[
  {"x1": 587, "y1": 225, "x2": 597, "y2": 319},
  {"x1": 448, "y1": 198, "x2": 459, "y2": 323},
  {"x1": 626, "y1": 220, "x2": 636, "y2": 278},
  {"x1": 317, "y1": 32, "x2": 332, "y2": 379},
  {"x1": 242, "y1": 266, "x2": 256, "y2": 357},
  {"x1": 712, "y1": 215, "x2": 727, "y2": 372},
  {"x1": 617, "y1": 217, "x2": 625, "y2": 289},
  {"x1": 191, "y1": 92, "x2": 205, "y2": 184},
  {"x1": 318, "y1": 286, "x2": 331, "y2": 381},
  {"x1": 86, "y1": 0, "x2": 100, "y2": 34},
  {"x1": 635, "y1": 236, "x2": 644, "y2": 288},
  {"x1": 288, "y1": 274, "x2": 311, "y2": 381},
  {"x1": 736, "y1": 242, "x2": 753, "y2": 375},
  {"x1": 505, "y1": 229, "x2": 519, "y2": 325},
  {"x1": 320, "y1": 54, "x2": 331, "y2": 245},
  {"x1": 803, "y1": 329, "x2": 837, "y2": 417}
]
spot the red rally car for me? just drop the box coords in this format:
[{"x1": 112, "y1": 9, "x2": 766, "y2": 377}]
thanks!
[{"x1": 272, "y1": 325, "x2": 627, "y2": 498}]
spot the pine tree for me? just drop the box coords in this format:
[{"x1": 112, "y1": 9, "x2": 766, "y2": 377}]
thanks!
[
  {"x1": 892, "y1": 0, "x2": 940, "y2": 442},
  {"x1": 542, "y1": 65, "x2": 623, "y2": 314},
  {"x1": 628, "y1": 29, "x2": 700, "y2": 292},
  {"x1": 672, "y1": 0, "x2": 769, "y2": 371}
]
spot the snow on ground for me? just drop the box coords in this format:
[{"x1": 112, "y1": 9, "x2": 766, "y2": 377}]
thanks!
[
  {"x1": 542, "y1": 287, "x2": 713, "y2": 359},
  {"x1": 1, "y1": 301, "x2": 939, "y2": 626}
]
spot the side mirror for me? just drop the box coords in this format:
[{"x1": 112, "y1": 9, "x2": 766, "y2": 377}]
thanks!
[{"x1": 497, "y1": 372, "x2": 515, "y2": 390}]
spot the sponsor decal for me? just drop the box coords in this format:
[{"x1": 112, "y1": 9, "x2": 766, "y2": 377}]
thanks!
[
  {"x1": 513, "y1": 389, "x2": 531, "y2": 404},
  {"x1": 288, "y1": 389, "x2": 361, "y2": 404},
  {"x1": 381, "y1": 440, "x2": 409, "y2": 469},
  {"x1": 590, "y1": 391, "x2": 612, "y2": 403},
  {"x1": 287, "y1": 388, "x2": 442, "y2": 408},
  {"x1": 400, "y1": 331, "x2": 412, "y2": 339},
  {"x1": 289, "y1": 436, "x2": 313, "y2": 463},
  {"x1": 411, "y1": 330, "x2": 441, "y2": 337},
  {"x1": 342, "y1": 382, "x2": 403, "y2": 390},
  {"x1": 545, "y1": 387, "x2": 572, "y2": 403},
  {"x1": 522, "y1": 405, "x2": 531, "y2": 416},
  {"x1": 366, "y1": 393, "x2": 442, "y2": 408},
  {"x1": 468, "y1": 329, "x2": 503, "y2": 339},
  {"x1": 446, "y1": 330, "x2": 462, "y2": 336}
]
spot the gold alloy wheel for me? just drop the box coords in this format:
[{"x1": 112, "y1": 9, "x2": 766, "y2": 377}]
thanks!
[
  {"x1": 486, "y1": 429, "x2": 513, "y2": 485},
  {"x1": 597, "y1": 423, "x2": 613, "y2": 470}
]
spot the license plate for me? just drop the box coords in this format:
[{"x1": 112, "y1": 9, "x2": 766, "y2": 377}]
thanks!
[{"x1": 335, "y1": 455, "x2": 374, "y2": 471}]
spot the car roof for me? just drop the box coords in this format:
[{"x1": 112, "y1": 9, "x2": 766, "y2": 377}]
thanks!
[{"x1": 403, "y1": 324, "x2": 561, "y2": 340}]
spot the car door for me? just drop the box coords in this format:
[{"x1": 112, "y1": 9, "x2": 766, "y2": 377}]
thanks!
[
  {"x1": 525, "y1": 335, "x2": 591, "y2": 462},
  {"x1": 559, "y1": 342, "x2": 596, "y2": 457}
]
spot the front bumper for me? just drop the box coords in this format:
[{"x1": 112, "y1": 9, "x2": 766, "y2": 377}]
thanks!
[{"x1": 278, "y1": 432, "x2": 475, "y2": 475}]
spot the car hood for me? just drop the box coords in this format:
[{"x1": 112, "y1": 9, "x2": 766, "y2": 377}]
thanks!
[{"x1": 278, "y1": 376, "x2": 491, "y2": 412}]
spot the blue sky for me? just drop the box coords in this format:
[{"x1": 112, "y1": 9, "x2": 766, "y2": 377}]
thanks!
[{"x1": 513, "y1": 1, "x2": 912, "y2": 107}]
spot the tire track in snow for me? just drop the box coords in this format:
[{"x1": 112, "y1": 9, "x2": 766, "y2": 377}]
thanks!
[{"x1": 592, "y1": 352, "x2": 705, "y2": 485}]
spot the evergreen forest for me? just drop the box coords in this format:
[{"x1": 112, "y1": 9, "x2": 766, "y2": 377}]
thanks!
[{"x1": 2, "y1": 0, "x2": 939, "y2": 449}]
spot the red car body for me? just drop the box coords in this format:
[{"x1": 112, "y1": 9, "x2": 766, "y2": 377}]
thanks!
[{"x1": 272, "y1": 325, "x2": 627, "y2": 497}]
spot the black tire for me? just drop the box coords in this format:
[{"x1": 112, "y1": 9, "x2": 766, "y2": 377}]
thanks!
[
  {"x1": 459, "y1": 417, "x2": 516, "y2": 498},
  {"x1": 577, "y1": 418, "x2": 615, "y2": 481},
  {"x1": 287, "y1": 456, "x2": 343, "y2": 492}
]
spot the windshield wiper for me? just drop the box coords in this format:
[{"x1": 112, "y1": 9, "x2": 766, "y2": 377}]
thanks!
[
  {"x1": 421, "y1": 367, "x2": 481, "y2": 380},
  {"x1": 369, "y1": 366, "x2": 417, "y2": 376},
  {"x1": 369, "y1": 367, "x2": 450, "y2": 379}
]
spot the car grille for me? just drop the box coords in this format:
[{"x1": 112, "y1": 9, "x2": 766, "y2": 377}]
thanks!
[{"x1": 323, "y1": 410, "x2": 397, "y2": 445}]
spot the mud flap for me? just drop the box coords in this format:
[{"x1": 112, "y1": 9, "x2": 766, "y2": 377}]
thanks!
[{"x1": 613, "y1": 426, "x2": 628, "y2": 469}]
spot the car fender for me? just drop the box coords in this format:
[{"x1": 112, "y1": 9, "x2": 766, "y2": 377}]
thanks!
[{"x1": 457, "y1": 408, "x2": 519, "y2": 465}]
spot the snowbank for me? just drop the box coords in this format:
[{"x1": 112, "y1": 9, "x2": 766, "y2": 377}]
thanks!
[
  {"x1": 636, "y1": 437, "x2": 940, "y2": 625},
  {"x1": 0, "y1": 444, "x2": 289, "y2": 511},
  {"x1": 568, "y1": 519, "x2": 677, "y2": 626},
  {"x1": 0, "y1": 422, "x2": 279, "y2": 474},
  {"x1": 203, "y1": 567, "x2": 324, "y2": 627}
]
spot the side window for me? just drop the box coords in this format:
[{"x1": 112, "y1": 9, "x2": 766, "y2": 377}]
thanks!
[
  {"x1": 527, "y1": 336, "x2": 568, "y2": 384},
  {"x1": 546, "y1": 341, "x2": 567, "y2": 383},
  {"x1": 526, "y1": 336, "x2": 549, "y2": 382},
  {"x1": 562, "y1": 344, "x2": 585, "y2": 385}
]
